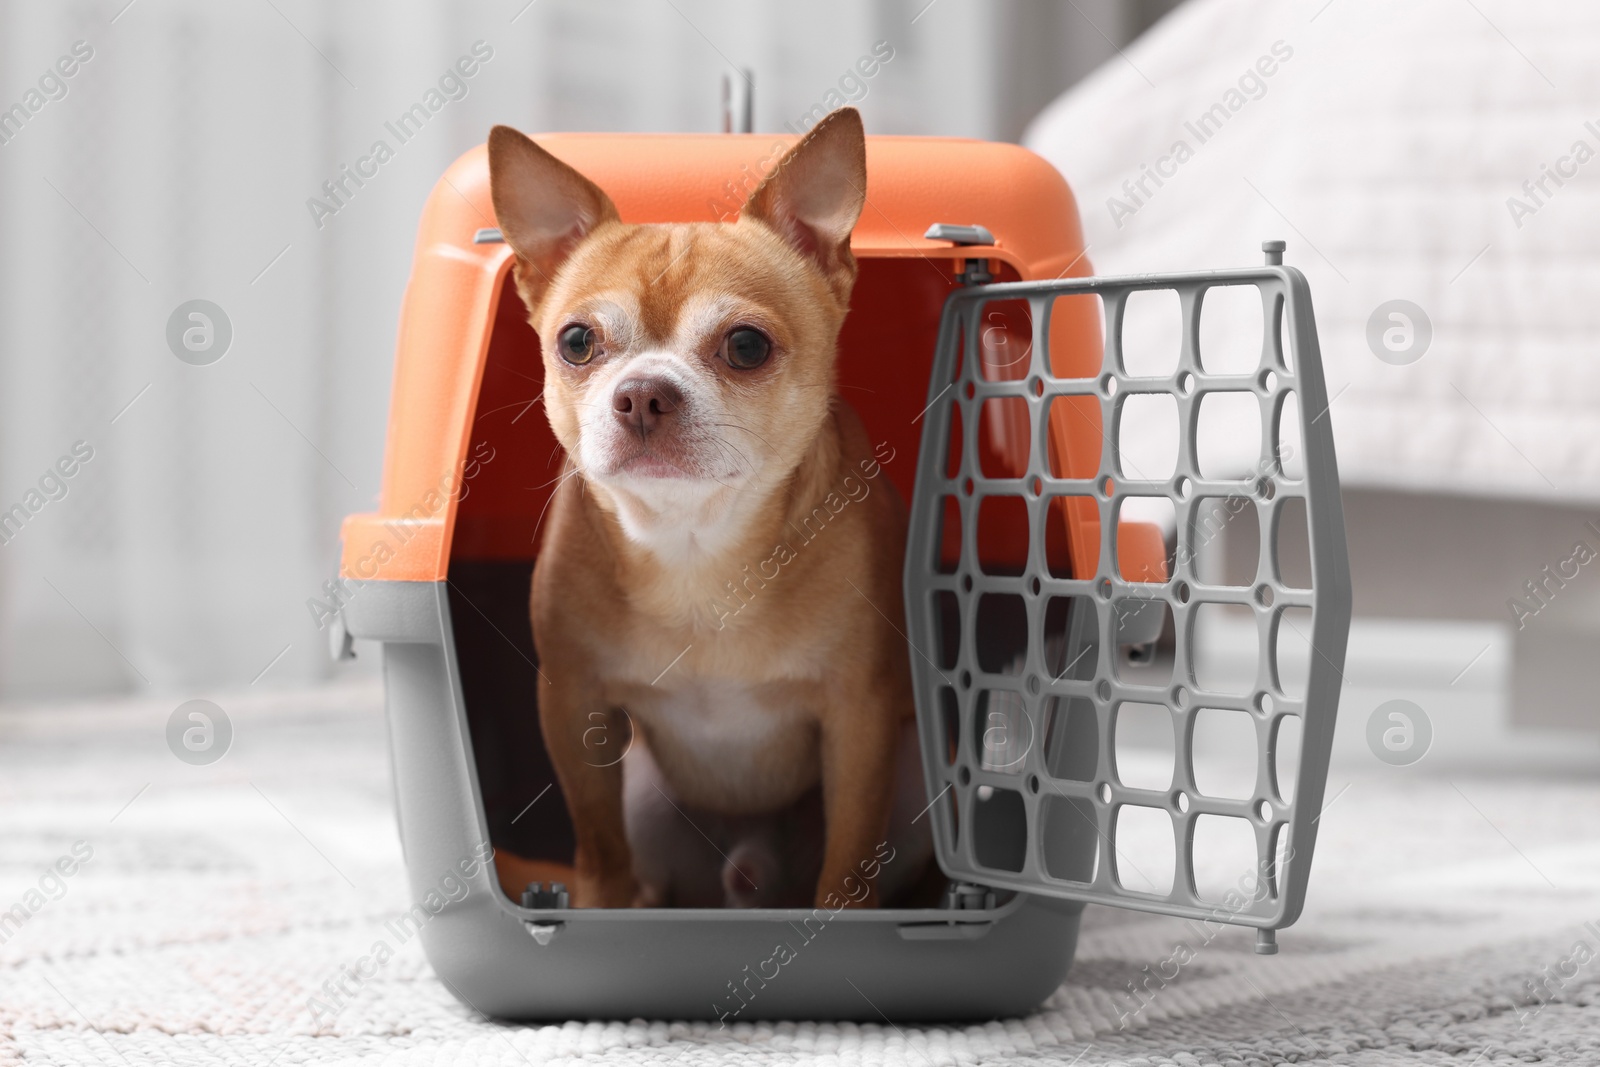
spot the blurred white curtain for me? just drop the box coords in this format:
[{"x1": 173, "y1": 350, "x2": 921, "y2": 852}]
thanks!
[{"x1": 0, "y1": 0, "x2": 1149, "y2": 699}]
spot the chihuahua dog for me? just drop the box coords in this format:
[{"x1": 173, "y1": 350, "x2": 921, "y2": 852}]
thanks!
[{"x1": 488, "y1": 108, "x2": 927, "y2": 909}]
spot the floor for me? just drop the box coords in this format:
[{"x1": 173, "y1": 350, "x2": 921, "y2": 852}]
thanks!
[{"x1": 3, "y1": 681, "x2": 1600, "y2": 1065}]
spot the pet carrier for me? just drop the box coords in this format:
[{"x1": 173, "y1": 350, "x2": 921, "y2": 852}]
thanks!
[{"x1": 335, "y1": 132, "x2": 1349, "y2": 1021}]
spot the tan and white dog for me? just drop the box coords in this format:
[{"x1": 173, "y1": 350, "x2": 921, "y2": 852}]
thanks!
[{"x1": 487, "y1": 108, "x2": 929, "y2": 909}]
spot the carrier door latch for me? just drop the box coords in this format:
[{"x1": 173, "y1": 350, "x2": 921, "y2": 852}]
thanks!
[
  {"x1": 924, "y1": 223, "x2": 995, "y2": 247},
  {"x1": 925, "y1": 223, "x2": 996, "y2": 286},
  {"x1": 523, "y1": 922, "x2": 560, "y2": 946},
  {"x1": 329, "y1": 609, "x2": 356, "y2": 662},
  {"x1": 520, "y1": 881, "x2": 569, "y2": 945}
]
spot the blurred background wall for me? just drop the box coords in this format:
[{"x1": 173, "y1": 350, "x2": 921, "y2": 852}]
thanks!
[
  {"x1": 0, "y1": 0, "x2": 1179, "y2": 699},
  {"x1": 1, "y1": 0, "x2": 1594, "y2": 772},
  {"x1": 1021, "y1": 0, "x2": 1600, "y2": 767}
]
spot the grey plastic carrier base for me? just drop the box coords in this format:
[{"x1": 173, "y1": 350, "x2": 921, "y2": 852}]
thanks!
[{"x1": 344, "y1": 579, "x2": 1083, "y2": 1022}]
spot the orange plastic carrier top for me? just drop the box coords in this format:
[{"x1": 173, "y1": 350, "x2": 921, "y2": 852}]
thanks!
[{"x1": 340, "y1": 133, "x2": 1165, "y2": 586}]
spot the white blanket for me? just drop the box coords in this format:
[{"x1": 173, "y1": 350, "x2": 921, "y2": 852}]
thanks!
[{"x1": 1025, "y1": 0, "x2": 1600, "y2": 503}]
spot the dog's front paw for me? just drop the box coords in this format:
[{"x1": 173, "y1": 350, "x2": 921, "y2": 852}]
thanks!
[
  {"x1": 814, "y1": 866, "x2": 879, "y2": 909},
  {"x1": 573, "y1": 872, "x2": 640, "y2": 909},
  {"x1": 814, "y1": 887, "x2": 877, "y2": 909}
]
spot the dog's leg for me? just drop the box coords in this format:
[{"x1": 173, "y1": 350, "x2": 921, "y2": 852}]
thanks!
[
  {"x1": 537, "y1": 689, "x2": 637, "y2": 907},
  {"x1": 814, "y1": 679, "x2": 901, "y2": 908}
]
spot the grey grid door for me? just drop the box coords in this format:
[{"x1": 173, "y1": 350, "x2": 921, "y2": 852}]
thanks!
[{"x1": 903, "y1": 258, "x2": 1351, "y2": 940}]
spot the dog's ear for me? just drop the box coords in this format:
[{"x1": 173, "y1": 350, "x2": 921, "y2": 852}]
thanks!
[
  {"x1": 742, "y1": 107, "x2": 866, "y2": 302},
  {"x1": 488, "y1": 125, "x2": 619, "y2": 307}
]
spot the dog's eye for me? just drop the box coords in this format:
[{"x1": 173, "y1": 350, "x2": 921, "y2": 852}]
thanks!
[
  {"x1": 723, "y1": 328, "x2": 771, "y2": 370},
  {"x1": 558, "y1": 324, "x2": 596, "y2": 365}
]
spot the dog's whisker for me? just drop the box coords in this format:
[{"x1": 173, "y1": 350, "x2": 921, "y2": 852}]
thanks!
[
  {"x1": 686, "y1": 445, "x2": 743, "y2": 491},
  {"x1": 695, "y1": 435, "x2": 753, "y2": 487},
  {"x1": 530, "y1": 463, "x2": 585, "y2": 543},
  {"x1": 522, "y1": 466, "x2": 579, "y2": 492},
  {"x1": 490, "y1": 360, "x2": 545, "y2": 386},
  {"x1": 706, "y1": 419, "x2": 779, "y2": 456},
  {"x1": 477, "y1": 394, "x2": 544, "y2": 420}
]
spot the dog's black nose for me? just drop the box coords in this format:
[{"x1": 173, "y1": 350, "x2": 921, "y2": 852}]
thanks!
[{"x1": 612, "y1": 377, "x2": 683, "y2": 438}]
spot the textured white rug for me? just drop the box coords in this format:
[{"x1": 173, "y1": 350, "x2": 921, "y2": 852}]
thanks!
[{"x1": 4, "y1": 682, "x2": 1600, "y2": 1065}]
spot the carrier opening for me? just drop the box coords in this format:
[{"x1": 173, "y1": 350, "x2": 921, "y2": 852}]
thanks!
[{"x1": 446, "y1": 255, "x2": 1050, "y2": 908}]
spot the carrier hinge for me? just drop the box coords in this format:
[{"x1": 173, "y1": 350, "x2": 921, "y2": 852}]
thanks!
[
  {"x1": 893, "y1": 881, "x2": 998, "y2": 940},
  {"x1": 943, "y1": 881, "x2": 998, "y2": 911},
  {"x1": 955, "y1": 258, "x2": 993, "y2": 286}
]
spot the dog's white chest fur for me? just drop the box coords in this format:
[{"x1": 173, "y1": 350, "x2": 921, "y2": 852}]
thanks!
[{"x1": 622, "y1": 675, "x2": 820, "y2": 813}]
